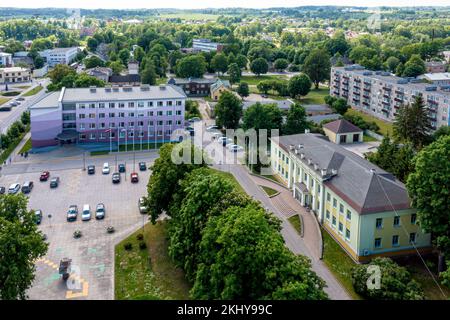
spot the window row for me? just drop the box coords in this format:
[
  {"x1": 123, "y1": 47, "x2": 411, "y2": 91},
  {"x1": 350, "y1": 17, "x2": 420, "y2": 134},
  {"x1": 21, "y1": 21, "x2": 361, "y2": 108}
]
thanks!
[
  {"x1": 78, "y1": 120, "x2": 182, "y2": 130},
  {"x1": 375, "y1": 214, "x2": 416, "y2": 229},
  {"x1": 327, "y1": 193, "x2": 352, "y2": 221},
  {"x1": 78, "y1": 100, "x2": 183, "y2": 109},
  {"x1": 374, "y1": 233, "x2": 416, "y2": 249},
  {"x1": 79, "y1": 130, "x2": 173, "y2": 140},
  {"x1": 76, "y1": 110, "x2": 183, "y2": 119}
]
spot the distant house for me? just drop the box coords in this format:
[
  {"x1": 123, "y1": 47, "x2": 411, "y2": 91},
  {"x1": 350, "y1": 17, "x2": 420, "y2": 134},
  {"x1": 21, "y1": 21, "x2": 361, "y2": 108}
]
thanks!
[
  {"x1": 168, "y1": 77, "x2": 217, "y2": 97},
  {"x1": 0, "y1": 67, "x2": 31, "y2": 84},
  {"x1": 425, "y1": 61, "x2": 447, "y2": 73},
  {"x1": 85, "y1": 67, "x2": 112, "y2": 82},
  {"x1": 322, "y1": 119, "x2": 363, "y2": 144},
  {"x1": 0, "y1": 52, "x2": 13, "y2": 67},
  {"x1": 109, "y1": 74, "x2": 141, "y2": 86},
  {"x1": 39, "y1": 47, "x2": 79, "y2": 67},
  {"x1": 419, "y1": 72, "x2": 450, "y2": 86},
  {"x1": 192, "y1": 39, "x2": 223, "y2": 52},
  {"x1": 210, "y1": 79, "x2": 231, "y2": 101}
]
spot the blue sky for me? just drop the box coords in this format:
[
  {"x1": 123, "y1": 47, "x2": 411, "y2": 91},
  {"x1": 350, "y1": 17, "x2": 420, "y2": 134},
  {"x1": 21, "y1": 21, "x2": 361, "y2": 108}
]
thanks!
[{"x1": 1, "y1": 0, "x2": 448, "y2": 10}]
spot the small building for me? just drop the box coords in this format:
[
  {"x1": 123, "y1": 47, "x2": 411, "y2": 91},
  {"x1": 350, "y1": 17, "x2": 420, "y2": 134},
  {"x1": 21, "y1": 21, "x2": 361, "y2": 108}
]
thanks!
[
  {"x1": 39, "y1": 47, "x2": 79, "y2": 67},
  {"x1": 167, "y1": 77, "x2": 217, "y2": 97},
  {"x1": 0, "y1": 67, "x2": 31, "y2": 84},
  {"x1": 419, "y1": 72, "x2": 450, "y2": 86},
  {"x1": 0, "y1": 52, "x2": 13, "y2": 67},
  {"x1": 192, "y1": 39, "x2": 223, "y2": 52},
  {"x1": 127, "y1": 59, "x2": 139, "y2": 75},
  {"x1": 85, "y1": 67, "x2": 112, "y2": 82},
  {"x1": 425, "y1": 61, "x2": 447, "y2": 73},
  {"x1": 33, "y1": 64, "x2": 49, "y2": 78},
  {"x1": 210, "y1": 79, "x2": 231, "y2": 101},
  {"x1": 109, "y1": 74, "x2": 141, "y2": 86},
  {"x1": 322, "y1": 119, "x2": 363, "y2": 144}
]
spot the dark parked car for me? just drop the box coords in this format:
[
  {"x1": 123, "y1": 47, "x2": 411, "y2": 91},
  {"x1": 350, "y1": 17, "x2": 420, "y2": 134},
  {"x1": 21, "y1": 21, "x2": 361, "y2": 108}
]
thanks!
[
  {"x1": 22, "y1": 181, "x2": 34, "y2": 194},
  {"x1": 118, "y1": 164, "x2": 126, "y2": 173},
  {"x1": 112, "y1": 172, "x2": 121, "y2": 184},
  {"x1": 50, "y1": 177, "x2": 60, "y2": 188},
  {"x1": 139, "y1": 162, "x2": 147, "y2": 171},
  {"x1": 0, "y1": 186, "x2": 5, "y2": 194},
  {"x1": 87, "y1": 165, "x2": 95, "y2": 174},
  {"x1": 35, "y1": 210, "x2": 42, "y2": 224},
  {"x1": 40, "y1": 171, "x2": 50, "y2": 181},
  {"x1": 67, "y1": 205, "x2": 78, "y2": 222}
]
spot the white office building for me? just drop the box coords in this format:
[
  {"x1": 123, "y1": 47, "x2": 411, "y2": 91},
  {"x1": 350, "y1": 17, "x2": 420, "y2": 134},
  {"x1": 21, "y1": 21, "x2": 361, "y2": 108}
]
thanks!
[
  {"x1": 39, "y1": 47, "x2": 79, "y2": 67},
  {"x1": 0, "y1": 52, "x2": 13, "y2": 67}
]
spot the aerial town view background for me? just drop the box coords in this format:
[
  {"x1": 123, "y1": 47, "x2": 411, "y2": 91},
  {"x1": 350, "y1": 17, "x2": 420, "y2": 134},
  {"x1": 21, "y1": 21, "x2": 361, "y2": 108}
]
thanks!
[{"x1": 0, "y1": 1, "x2": 449, "y2": 307}]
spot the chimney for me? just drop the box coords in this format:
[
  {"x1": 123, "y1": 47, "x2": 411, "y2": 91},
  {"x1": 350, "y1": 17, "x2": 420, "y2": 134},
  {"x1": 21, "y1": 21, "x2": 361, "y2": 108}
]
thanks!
[
  {"x1": 304, "y1": 129, "x2": 310, "y2": 134},
  {"x1": 321, "y1": 169, "x2": 327, "y2": 176}
]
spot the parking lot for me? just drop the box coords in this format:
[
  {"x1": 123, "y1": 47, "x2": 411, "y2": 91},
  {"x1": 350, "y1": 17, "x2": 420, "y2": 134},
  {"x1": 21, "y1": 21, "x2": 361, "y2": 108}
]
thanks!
[{"x1": 0, "y1": 160, "x2": 153, "y2": 300}]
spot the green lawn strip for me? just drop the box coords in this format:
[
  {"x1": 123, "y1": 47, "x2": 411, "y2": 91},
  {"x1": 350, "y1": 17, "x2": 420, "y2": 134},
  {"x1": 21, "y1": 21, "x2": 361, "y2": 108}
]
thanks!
[
  {"x1": 90, "y1": 150, "x2": 109, "y2": 156},
  {"x1": 18, "y1": 137, "x2": 32, "y2": 154},
  {"x1": 345, "y1": 109, "x2": 393, "y2": 136},
  {"x1": 321, "y1": 227, "x2": 362, "y2": 300},
  {"x1": 0, "y1": 97, "x2": 10, "y2": 106},
  {"x1": 288, "y1": 215, "x2": 302, "y2": 235},
  {"x1": 221, "y1": 75, "x2": 288, "y2": 86},
  {"x1": 209, "y1": 167, "x2": 245, "y2": 194},
  {"x1": 0, "y1": 127, "x2": 29, "y2": 163},
  {"x1": 363, "y1": 134, "x2": 378, "y2": 142},
  {"x1": 295, "y1": 87, "x2": 329, "y2": 105},
  {"x1": 260, "y1": 185, "x2": 279, "y2": 197},
  {"x1": 115, "y1": 220, "x2": 191, "y2": 300},
  {"x1": 156, "y1": 77, "x2": 168, "y2": 85},
  {"x1": 23, "y1": 85, "x2": 43, "y2": 96}
]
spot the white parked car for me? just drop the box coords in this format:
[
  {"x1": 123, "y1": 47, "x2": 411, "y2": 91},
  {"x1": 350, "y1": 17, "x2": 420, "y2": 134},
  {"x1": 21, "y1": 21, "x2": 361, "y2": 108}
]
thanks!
[
  {"x1": 228, "y1": 144, "x2": 244, "y2": 152},
  {"x1": 81, "y1": 204, "x2": 91, "y2": 221},
  {"x1": 8, "y1": 183, "x2": 21, "y2": 194},
  {"x1": 206, "y1": 125, "x2": 219, "y2": 132},
  {"x1": 102, "y1": 162, "x2": 110, "y2": 174}
]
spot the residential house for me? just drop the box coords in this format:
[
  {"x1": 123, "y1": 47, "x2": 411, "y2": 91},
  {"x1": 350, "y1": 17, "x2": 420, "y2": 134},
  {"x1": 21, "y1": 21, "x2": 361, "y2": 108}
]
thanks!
[
  {"x1": 0, "y1": 67, "x2": 31, "y2": 84},
  {"x1": 85, "y1": 67, "x2": 112, "y2": 82},
  {"x1": 323, "y1": 119, "x2": 363, "y2": 144},
  {"x1": 167, "y1": 77, "x2": 217, "y2": 97},
  {"x1": 210, "y1": 79, "x2": 231, "y2": 101},
  {"x1": 425, "y1": 61, "x2": 447, "y2": 73}
]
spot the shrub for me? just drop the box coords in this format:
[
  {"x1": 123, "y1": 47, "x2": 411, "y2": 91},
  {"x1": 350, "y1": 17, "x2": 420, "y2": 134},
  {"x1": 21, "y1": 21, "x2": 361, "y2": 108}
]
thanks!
[
  {"x1": 136, "y1": 233, "x2": 144, "y2": 241},
  {"x1": 139, "y1": 242, "x2": 147, "y2": 250},
  {"x1": 124, "y1": 243, "x2": 132, "y2": 251}
]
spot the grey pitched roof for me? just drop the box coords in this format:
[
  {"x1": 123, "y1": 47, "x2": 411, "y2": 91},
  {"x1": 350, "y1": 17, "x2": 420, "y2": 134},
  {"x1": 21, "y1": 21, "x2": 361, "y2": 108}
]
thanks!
[
  {"x1": 273, "y1": 133, "x2": 411, "y2": 214},
  {"x1": 109, "y1": 74, "x2": 141, "y2": 83},
  {"x1": 307, "y1": 114, "x2": 341, "y2": 124},
  {"x1": 323, "y1": 119, "x2": 362, "y2": 134},
  {"x1": 168, "y1": 77, "x2": 217, "y2": 85},
  {"x1": 210, "y1": 79, "x2": 231, "y2": 92}
]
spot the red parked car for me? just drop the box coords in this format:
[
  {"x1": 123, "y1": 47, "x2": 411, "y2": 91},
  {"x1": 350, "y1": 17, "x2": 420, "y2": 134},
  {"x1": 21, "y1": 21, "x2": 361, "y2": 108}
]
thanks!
[
  {"x1": 130, "y1": 172, "x2": 139, "y2": 183},
  {"x1": 40, "y1": 171, "x2": 50, "y2": 181}
]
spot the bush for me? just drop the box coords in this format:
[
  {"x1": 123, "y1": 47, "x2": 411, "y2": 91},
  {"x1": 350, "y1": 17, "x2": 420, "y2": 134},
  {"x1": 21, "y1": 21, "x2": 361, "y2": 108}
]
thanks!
[
  {"x1": 139, "y1": 242, "x2": 147, "y2": 250},
  {"x1": 344, "y1": 113, "x2": 380, "y2": 133},
  {"x1": 351, "y1": 257, "x2": 424, "y2": 300},
  {"x1": 124, "y1": 243, "x2": 132, "y2": 251},
  {"x1": 136, "y1": 233, "x2": 144, "y2": 241},
  {"x1": 1, "y1": 91, "x2": 20, "y2": 97}
]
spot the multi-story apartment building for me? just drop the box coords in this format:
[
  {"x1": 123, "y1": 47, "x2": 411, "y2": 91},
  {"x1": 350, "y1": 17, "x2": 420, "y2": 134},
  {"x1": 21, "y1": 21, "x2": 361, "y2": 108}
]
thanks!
[
  {"x1": 192, "y1": 39, "x2": 223, "y2": 52},
  {"x1": 30, "y1": 84, "x2": 187, "y2": 149},
  {"x1": 0, "y1": 67, "x2": 31, "y2": 84},
  {"x1": 330, "y1": 65, "x2": 450, "y2": 131},
  {"x1": 0, "y1": 52, "x2": 13, "y2": 67},
  {"x1": 39, "y1": 47, "x2": 79, "y2": 67},
  {"x1": 270, "y1": 132, "x2": 431, "y2": 262}
]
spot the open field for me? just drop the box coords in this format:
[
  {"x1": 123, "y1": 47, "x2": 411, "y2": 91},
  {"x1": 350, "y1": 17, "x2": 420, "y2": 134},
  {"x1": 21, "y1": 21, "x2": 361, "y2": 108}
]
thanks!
[
  {"x1": 115, "y1": 220, "x2": 191, "y2": 300},
  {"x1": 221, "y1": 75, "x2": 288, "y2": 86}
]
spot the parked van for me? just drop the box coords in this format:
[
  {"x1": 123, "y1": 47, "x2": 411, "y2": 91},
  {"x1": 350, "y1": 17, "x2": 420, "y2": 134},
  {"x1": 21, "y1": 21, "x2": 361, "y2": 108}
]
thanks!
[{"x1": 21, "y1": 181, "x2": 34, "y2": 194}]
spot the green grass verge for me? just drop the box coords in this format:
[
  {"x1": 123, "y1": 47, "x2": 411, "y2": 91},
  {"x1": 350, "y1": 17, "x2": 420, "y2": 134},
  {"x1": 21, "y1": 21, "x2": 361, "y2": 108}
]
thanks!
[
  {"x1": 260, "y1": 185, "x2": 279, "y2": 197},
  {"x1": 288, "y1": 215, "x2": 302, "y2": 235},
  {"x1": 0, "y1": 97, "x2": 10, "y2": 106},
  {"x1": 209, "y1": 167, "x2": 245, "y2": 194},
  {"x1": 23, "y1": 85, "x2": 43, "y2": 96},
  {"x1": 363, "y1": 134, "x2": 378, "y2": 142},
  {"x1": 18, "y1": 138, "x2": 32, "y2": 154},
  {"x1": 321, "y1": 227, "x2": 362, "y2": 300},
  {"x1": 156, "y1": 77, "x2": 168, "y2": 85},
  {"x1": 115, "y1": 220, "x2": 191, "y2": 300},
  {"x1": 296, "y1": 87, "x2": 329, "y2": 105},
  {"x1": 1, "y1": 91, "x2": 20, "y2": 97},
  {"x1": 221, "y1": 75, "x2": 288, "y2": 86},
  {"x1": 0, "y1": 127, "x2": 29, "y2": 163},
  {"x1": 90, "y1": 150, "x2": 109, "y2": 156},
  {"x1": 345, "y1": 109, "x2": 393, "y2": 137}
]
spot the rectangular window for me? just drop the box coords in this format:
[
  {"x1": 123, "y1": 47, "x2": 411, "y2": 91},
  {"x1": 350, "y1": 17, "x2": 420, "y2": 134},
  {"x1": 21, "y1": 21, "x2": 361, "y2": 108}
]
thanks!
[
  {"x1": 333, "y1": 198, "x2": 337, "y2": 208},
  {"x1": 394, "y1": 216, "x2": 400, "y2": 227},
  {"x1": 376, "y1": 218, "x2": 383, "y2": 229},
  {"x1": 176, "y1": 101, "x2": 182, "y2": 106},
  {"x1": 166, "y1": 110, "x2": 173, "y2": 116},
  {"x1": 118, "y1": 112, "x2": 125, "y2": 118},
  {"x1": 157, "y1": 101, "x2": 163, "y2": 107},
  {"x1": 138, "y1": 102, "x2": 144, "y2": 108},
  {"x1": 129, "y1": 122, "x2": 134, "y2": 127},
  {"x1": 339, "y1": 204, "x2": 344, "y2": 214},
  {"x1": 109, "y1": 113, "x2": 115, "y2": 118},
  {"x1": 99, "y1": 132, "x2": 106, "y2": 139},
  {"x1": 89, "y1": 103, "x2": 95, "y2": 109},
  {"x1": 176, "y1": 110, "x2": 182, "y2": 115},
  {"x1": 79, "y1": 104, "x2": 86, "y2": 109},
  {"x1": 338, "y1": 222, "x2": 343, "y2": 233},
  {"x1": 89, "y1": 123, "x2": 95, "y2": 129},
  {"x1": 128, "y1": 102, "x2": 134, "y2": 108},
  {"x1": 409, "y1": 233, "x2": 416, "y2": 244},
  {"x1": 326, "y1": 210, "x2": 330, "y2": 220},
  {"x1": 89, "y1": 133, "x2": 96, "y2": 139},
  {"x1": 392, "y1": 235, "x2": 399, "y2": 247},
  {"x1": 374, "y1": 238, "x2": 382, "y2": 248},
  {"x1": 99, "y1": 123, "x2": 106, "y2": 129},
  {"x1": 346, "y1": 210, "x2": 351, "y2": 221},
  {"x1": 147, "y1": 101, "x2": 153, "y2": 107},
  {"x1": 411, "y1": 214, "x2": 417, "y2": 224},
  {"x1": 167, "y1": 100, "x2": 173, "y2": 106},
  {"x1": 78, "y1": 114, "x2": 85, "y2": 119},
  {"x1": 109, "y1": 102, "x2": 115, "y2": 108},
  {"x1": 128, "y1": 112, "x2": 135, "y2": 117},
  {"x1": 148, "y1": 111, "x2": 154, "y2": 116},
  {"x1": 109, "y1": 123, "x2": 116, "y2": 128},
  {"x1": 345, "y1": 229, "x2": 350, "y2": 240},
  {"x1": 327, "y1": 193, "x2": 331, "y2": 202},
  {"x1": 89, "y1": 113, "x2": 95, "y2": 119},
  {"x1": 99, "y1": 103, "x2": 105, "y2": 108},
  {"x1": 332, "y1": 216, "x2": 336, "y2": 226},
  {"x1": 99, "y1": 113, "x2": 105, "y2": 118},
  {"x1": 118, "y1": 103, "x2": 125, "y2": 108},
  {"x1": 157, "y1": 111, "x2": 163, "y2": 116}
]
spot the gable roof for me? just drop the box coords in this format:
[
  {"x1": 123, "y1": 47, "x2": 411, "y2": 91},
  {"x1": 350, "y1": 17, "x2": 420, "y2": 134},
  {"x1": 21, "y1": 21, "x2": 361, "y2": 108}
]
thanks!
[
  {"x1": 210, "y1": 79, "x2": 230, "y2": 92},
  {"x1": 273, "y1": 133, "x2": 411, "y2": 214},
  {"x1": 323, "y1": 119, "x2": 362, "y2": 134}
]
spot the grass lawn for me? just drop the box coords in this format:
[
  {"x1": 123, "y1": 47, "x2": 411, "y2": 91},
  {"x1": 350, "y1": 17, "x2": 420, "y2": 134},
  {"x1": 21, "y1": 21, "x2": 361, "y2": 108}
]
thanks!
[
  {"x1": 0, "y1": 97, "x2": 10, "y2": 106},
  {"x1": 23, "y1": 85, "x2": 43, "y2": 96},
  {"x1": 363, "y1": 134, "x2": 378, "y2": 142},
  {"x1": 222, "y1": 75, "x2": 288, "y2": 86},
  {"x1": 16, "y1": 85, "x2": 31, "y2": 89},
  {"x1": 321, "y1": 227, "x2": 362, "y2": 300},
  {"x1": 288, "y1": 215, "x2": 302, "y2": 235},
  {"x1": 345, "y1": 109, "x2": 393, "y2": 136},
  {"x1": 156, "y1": 77, "x2": 167, "y2": 85},
  {"x1": 209, "y1": 167, "x2": 245, "y2": 194},
  {"x1": 296, "y1": 87, "x2": 329, "y2": 105},
  {"x1": 18, "y1": 138, "x2": 32, "y2": 154},
  {"x1": 115, "y1": 220, "x2": 191, "y2": 300},
  {"x1": 260, "y1": 185, "x2": 279, "y2": 197}
]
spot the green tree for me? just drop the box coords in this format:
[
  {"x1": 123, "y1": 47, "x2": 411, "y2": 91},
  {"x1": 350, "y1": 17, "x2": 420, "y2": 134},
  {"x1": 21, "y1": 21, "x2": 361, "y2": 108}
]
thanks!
[
  {"x1": 385, "y1": 56, "x2": 400, "y2": 73},
  {"x1": 331, "y1": 98, "x2": 349, "y2": 115},
  {"x1": 211, "y1": 53, "x2": 228, "y2": 75},
  {"x1": 242, "y1": 103, "x2": 283, "y2": 131},
  {"x1": 288, "y1": 74, "x2": 311, "y2": 99},
  {"x1": 237, "y1": 82, "x2": 249, "y2": 98},
  {"x1": 214, "y1": 91, "x2": 243, "y2": 129},
  {"x1": 109, "y1": 61, "x2": 124, "y2": 75},
  {"x1": 140, "y1": 62, "x2": 157, "y2": 85},
  {"x1": 74, "y1": 74, "x2": 105, "y2": 88},
  {"x1": 0, "y1": 194, "x2": 48, "y2": 299},
  {"x1": 235, "y1": 54, "x2": 248, "y2": 69},
  {"x1": 146, "y1": 143, "x2": 206, "y2": 223},
  {"x1": 250, "y1": 57, "x2": 269, "y2": 76},
  {"x1": 133, "y1": 46, "x2": 145, "y2": 64},
  {"x1": 83, "y1": 56, "x2": 105, "y2": 69},
  {"x1": 20, "y1": 111, "x2": 30, "y2": 126},
  {"x1": 227, "y1": 63, "x2": 241, "y2": 86},
  {"x1": 33, "y1": 56, "x2": 45, "y2": 69},
  {"x1": 176, "y1": 55, "x2": 207, "y2": 78},
  {"x1": 257, "y1": 80, "x2": 272, "y2": 94},
  {"x1": 274, "y1": 58, "x2": 289, "y2": 72},
  {"x1": 48, "y1": 64, "x2": 75, "y2": 84},
  {"x1": 402, "y1": 54, "x2": 426, "y2": 78},
  {"x1": 283, "y1": 103, "x2": 309, "y2": 135},
  {"x1": 302, "y1": 48, "x2": 331, "y2": 89},
  {"x1": 118, "y1": 48, "x2": 131, "y2": 65},
  {"x1": 393, "y1": 96, "x2": 430, "y2": 149},
  {"x1": 407, "y1": 135, "x2": 450, "y2": 273},
  {"x1": 351, "y1": 257, "x2": 424, "y2": 300},
  {"x1": 87, "y1": 37, "x2": 99, "y2": 51}
]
